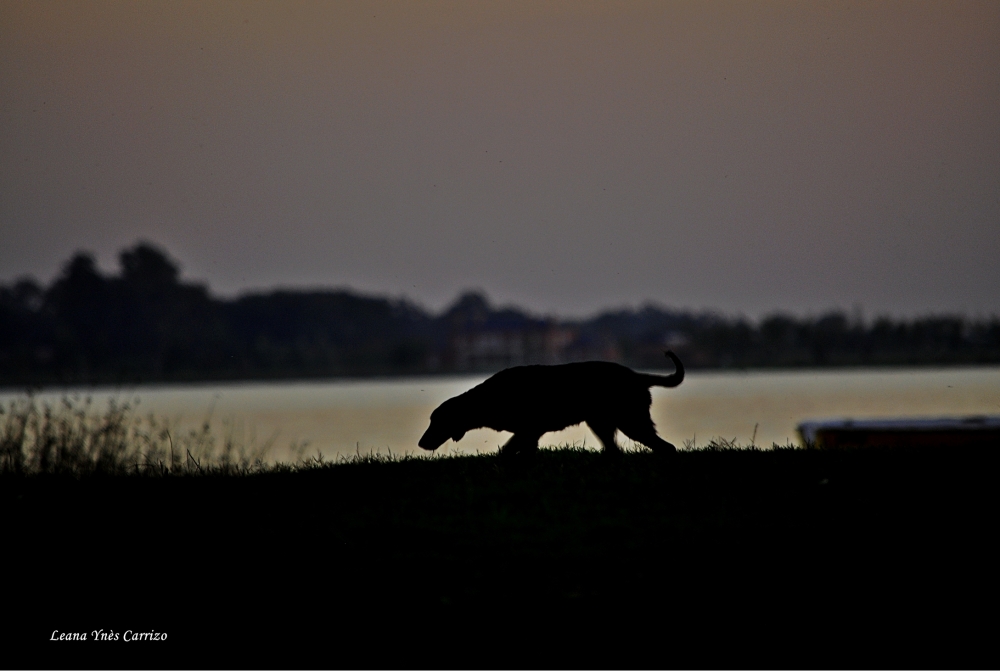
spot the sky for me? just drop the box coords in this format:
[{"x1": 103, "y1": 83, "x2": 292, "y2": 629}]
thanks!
[{"x1": 2, "y1": 1, "x2": 998, "y2": 319}]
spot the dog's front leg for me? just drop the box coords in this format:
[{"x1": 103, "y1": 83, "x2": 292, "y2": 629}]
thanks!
[
  {"x1": 499, "y1": 432, "x2": 541, "y2": 457},
  {"x1": 585, "y1": 420, "x2": 621, "y2": 454}
]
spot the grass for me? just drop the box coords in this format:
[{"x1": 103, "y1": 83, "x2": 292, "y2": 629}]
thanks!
[
  {"x1": 4, "y1": 395, "x2": 998, "y2": 669},
  {"x1": 0, "y1": 394, "x2": 288, "y2": 476},
  {"x1": 0, "y1": 393, "x2": 784, "y2": 475}
]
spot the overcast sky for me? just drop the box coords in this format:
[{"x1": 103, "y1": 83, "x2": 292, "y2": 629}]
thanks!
[{"x1": 2, "y1": 1, "x2": 998, "y2": 319}]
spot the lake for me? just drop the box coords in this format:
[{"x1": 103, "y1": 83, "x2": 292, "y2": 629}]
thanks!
[{"x1": 4, "y1": 365, "x2": 999, "y2": 461}]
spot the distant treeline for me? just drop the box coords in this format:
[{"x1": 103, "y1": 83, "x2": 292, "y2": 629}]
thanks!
[{"x1": 2, "y1": 243, "x2": 999, "y2": 386}]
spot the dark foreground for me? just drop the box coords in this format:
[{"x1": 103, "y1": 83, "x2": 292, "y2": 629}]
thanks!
[{"x1": 6, "y1": 445, "x2": 999, "y2": 669}]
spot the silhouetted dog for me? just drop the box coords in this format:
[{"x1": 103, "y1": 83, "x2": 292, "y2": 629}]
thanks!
[{"x1": 418, "y1": 351, "x2": 684, "y2": 455}]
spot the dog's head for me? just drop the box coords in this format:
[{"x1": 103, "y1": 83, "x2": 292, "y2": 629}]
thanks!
[{"x1": 418, "y1": 397, "x2": 469, "y2": 450}]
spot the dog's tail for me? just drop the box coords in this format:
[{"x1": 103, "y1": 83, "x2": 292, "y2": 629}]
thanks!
[{"x1": 641, "y1": 350, "x2": 685, "y2": 388}]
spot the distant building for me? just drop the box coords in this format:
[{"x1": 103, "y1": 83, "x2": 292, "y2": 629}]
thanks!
[
  {"x1": 442, "y1": 291, "x2": 587, "y2": 371},
  {"x1": 448, "y1": 322, "x2": 583, "y2": 371}
]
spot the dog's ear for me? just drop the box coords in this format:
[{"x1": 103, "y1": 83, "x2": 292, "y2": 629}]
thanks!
[{"x1": 452, "y1": 429, "x2": 467, "y2": 443}]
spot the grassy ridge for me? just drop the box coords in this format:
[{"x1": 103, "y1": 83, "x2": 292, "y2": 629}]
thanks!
[{"x1": 4, "y1": 398, "x2": 999, "y2": 668}]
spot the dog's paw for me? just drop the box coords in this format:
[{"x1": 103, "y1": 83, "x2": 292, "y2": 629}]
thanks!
[{"x1": 655, "y1": 444, "x2": 678, "y2": 457}]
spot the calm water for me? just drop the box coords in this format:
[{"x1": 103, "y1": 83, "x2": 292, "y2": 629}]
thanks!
[{"x1": 5, "y1": 366, "x2": 999, "y2": 461}]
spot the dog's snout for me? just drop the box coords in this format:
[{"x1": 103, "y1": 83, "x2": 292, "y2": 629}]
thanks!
[{"x1": 418, "y1": 426, "x2": 443, "y2": 450}]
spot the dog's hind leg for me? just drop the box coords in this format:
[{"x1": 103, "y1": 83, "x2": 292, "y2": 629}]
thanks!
[
  {"x1": 585, "y1": 420, "x2": 621, "y2": 454},
  {"x1": 619, "y1": 417, "x2": 677, "y2": 454}
]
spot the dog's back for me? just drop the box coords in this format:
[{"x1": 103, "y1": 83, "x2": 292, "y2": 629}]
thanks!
[{"x1": 485, "y1": 361, "x2": 651, "y2": 404}]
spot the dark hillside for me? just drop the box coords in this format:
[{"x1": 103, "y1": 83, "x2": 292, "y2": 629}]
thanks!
[{"x1": 7, "y1": 445, "x2": 998, "y2": 669}]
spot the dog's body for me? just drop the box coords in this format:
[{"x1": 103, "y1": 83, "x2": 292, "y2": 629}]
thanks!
[{"x1": 418, "y1": 351, "x2": 684, "y2": 455}]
